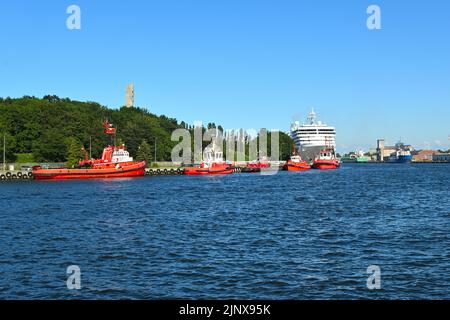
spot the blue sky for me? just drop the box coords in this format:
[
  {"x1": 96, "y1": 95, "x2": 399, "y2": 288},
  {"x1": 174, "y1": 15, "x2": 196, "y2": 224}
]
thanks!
[{"x1": 0, "y1": 0, "x2": 449, "y2": 152}]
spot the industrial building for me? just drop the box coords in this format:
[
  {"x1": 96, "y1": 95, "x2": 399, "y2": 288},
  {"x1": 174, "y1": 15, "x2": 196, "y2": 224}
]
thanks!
[
  {"x1": 432, "y1": 153, "x2": 450, "y2": 162},
  {"x1": 412, "y1": 150, "x2": 437, "y2": 162}
]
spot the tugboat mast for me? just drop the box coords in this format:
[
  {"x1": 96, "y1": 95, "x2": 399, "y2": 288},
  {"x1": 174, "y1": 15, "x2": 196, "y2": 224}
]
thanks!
[{"x1": 103, "y1": 119, "x2": 117, "y2": 146}]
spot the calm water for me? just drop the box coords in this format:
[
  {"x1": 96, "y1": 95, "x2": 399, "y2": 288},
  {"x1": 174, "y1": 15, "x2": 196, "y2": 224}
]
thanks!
[{"x1": 0, "y1": 164, "x2": 449, "y2": 300}]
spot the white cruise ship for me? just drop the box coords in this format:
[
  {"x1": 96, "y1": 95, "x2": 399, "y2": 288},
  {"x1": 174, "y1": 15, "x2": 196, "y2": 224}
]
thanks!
[{"x1": 290, "y1": 109, "x2": 336, "y2": 161}]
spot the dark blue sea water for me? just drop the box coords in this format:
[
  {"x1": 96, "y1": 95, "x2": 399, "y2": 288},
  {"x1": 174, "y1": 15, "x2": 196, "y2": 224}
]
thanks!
[{"x1": 0, "y1": 164, "x2": 449, "y2": 300}]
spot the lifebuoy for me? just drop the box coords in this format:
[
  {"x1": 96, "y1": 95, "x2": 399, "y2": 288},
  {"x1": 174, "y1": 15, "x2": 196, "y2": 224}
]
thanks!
[
  {"x1": 28, "y1": 172, "x2": 33, "y2": 178},
  {"x1": 17, "y1": 172, "x2": 23, "y2": 178},
  {"x1": 12, "y1": 174, "x2": 17, "y2": 180},
  {"x1": 0, "y1": 175, "x2": 6, "y2": 181},
  {"x1": 5, "y1": 172, "x2": 12, "y2": 178}
]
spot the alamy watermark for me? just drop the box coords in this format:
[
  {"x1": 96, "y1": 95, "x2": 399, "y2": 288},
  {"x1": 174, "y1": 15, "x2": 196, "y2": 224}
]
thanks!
[
  {"x1": 367, "y1": 5, "x2": 382, "y2": 30},
  {"x1": 67, "y1": 265, "x2": 81, "y2": 290},
  {"x1": 66, "y1": 5, "x2": 81, "y2": 30},
  {"x1": 367, "y1": 265, "x2": 381, "y2": 290}
]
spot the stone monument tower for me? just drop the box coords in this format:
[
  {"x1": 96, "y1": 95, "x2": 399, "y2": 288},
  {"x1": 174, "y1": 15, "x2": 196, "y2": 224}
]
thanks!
[{"x1": 125, "y1": 84, "x2": 134, "y2": 108}]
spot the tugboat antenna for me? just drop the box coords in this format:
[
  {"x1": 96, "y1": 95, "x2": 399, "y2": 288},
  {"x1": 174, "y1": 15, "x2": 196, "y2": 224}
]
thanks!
[{"x1": 114, "y1": 125, "x2": 117, "y2": 147}]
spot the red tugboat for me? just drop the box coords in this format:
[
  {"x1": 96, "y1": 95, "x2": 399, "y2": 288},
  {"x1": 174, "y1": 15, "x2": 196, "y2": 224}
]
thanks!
[
  {"x1": 284, "y1": 155, "x2": 311, "y2": 171},
  {"x1": 283, "y1": 145, "x2": 311, "y2": 171},
  {"x1": 242, "y1": 157, "x2": 270, "y2": 173},
  {"x1": 32, "y1": 120, "x2": 146, "y2": 180},
  {"x1": 183, "y1": 144, "x2": 234, "y2": 175},
  {"x1": 312, "y1": 147, "x2": 340, "y2": 170}
]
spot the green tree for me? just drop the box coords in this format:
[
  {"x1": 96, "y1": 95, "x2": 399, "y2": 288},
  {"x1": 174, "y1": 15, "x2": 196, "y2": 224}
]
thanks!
[
  {"x1": 278, "y1": 131, "x2": 295, "y2": 160},
  {"x1": 32, "y1": 130, "x2": 67, "y2": 162},
  {"x1": 65, "y1": 137, "x2": 85, "y2": 168},
  {"x1": 119, "y1": 119, "x2": 151, "y2": 156},
  {"x1": 136, "y1": 139, "x2": 152, "y2": 165},
  {"x1": 256, "y1": 130, "x2": 294, "y2": 161}
]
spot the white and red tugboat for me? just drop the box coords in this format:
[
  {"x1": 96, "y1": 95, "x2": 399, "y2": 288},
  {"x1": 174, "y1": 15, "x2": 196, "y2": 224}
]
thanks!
[
  {"x1": 183, "y1": 144, "x2": 233, "y2": 175},
  {"x1": 32, "y1": 120, "x2": 146, "y2": 180},
  {"x1": 312, "y1": 147, "x2": 340, "y2": 170}
]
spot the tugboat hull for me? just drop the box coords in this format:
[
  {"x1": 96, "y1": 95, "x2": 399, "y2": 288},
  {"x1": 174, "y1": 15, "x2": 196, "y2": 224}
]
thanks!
[
  {"x1": 243, "y1": 161, "x2": 270, "y2": 173},
  {"x1": 283, "y1": 153, "x2": 311, "y2": 171},
  {"x1": 284, "y1": 162, "x2": 311, "y2": 171},
  {"x1": 312, "y1": 160, "x2": 340, "y2": 170},
  {"x1": 184, "y1": 164, "x2": 233, "y2": 175},
  {"x1": 388, "y1": 155, "x2": 413, "y2": 163},
  {"x1": 32, "y1": 161, "x2": 146, "y2": 180}
]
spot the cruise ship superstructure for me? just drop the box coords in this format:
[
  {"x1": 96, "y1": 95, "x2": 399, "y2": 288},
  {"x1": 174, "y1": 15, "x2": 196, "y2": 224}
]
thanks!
[{"x1": 290, "y1": 109, "x2": 336, "y2": 162}]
